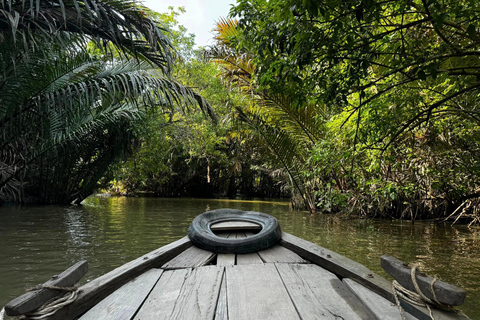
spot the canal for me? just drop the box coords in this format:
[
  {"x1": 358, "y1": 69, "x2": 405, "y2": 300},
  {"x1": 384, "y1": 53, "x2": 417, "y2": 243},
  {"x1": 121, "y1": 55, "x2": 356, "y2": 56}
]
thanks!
[{"x1": 0, "y1": 197, "x2": 479, "y2": 318}]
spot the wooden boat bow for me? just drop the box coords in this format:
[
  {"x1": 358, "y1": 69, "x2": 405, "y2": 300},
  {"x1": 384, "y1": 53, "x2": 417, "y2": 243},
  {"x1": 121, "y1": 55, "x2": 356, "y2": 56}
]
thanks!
[{"x1": 3, "y1": 209, "x2": 470, "y2": 320}]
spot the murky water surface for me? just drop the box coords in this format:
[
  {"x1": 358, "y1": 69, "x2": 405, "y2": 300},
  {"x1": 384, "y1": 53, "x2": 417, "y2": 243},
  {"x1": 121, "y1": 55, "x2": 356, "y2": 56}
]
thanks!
[{"x1": 0, "y1": 197, "x2": 479, "y2": 318}]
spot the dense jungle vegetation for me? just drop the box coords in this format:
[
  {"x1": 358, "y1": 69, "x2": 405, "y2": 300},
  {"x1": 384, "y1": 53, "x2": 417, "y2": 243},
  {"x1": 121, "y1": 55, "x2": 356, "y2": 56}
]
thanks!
[{"x1": 1, "y1": 0, "x2": 480, "y2": 223}]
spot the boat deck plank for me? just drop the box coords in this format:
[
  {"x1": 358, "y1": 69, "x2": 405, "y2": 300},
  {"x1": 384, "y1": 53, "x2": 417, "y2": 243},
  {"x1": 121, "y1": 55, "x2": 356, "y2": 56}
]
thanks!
[
  {"x1": 162, "y1": 246, "x2": 215, "y2": 269},
  {"x1": 133, "y1": 268, "x2": 190, "y2": 320},
  {"x1": 276, "y1": 263, "x2": 375, "y2": 320},
  {"x1": 343, "y1": 278, "x2": 417, "y2": 320},
  {"x1": 79, "y1": 268, "x2": 163, "y2": 320},
  {"x1": 217, "y1": 253, "x2": 236, "y2": 266},
  {"x1": 236, "y1": 252, "x2": 264, "y2": 265},
  {"x1": 214, "y1": 273, "x2": 228, "y2": 320},
  {"x1": 258, "y1": 245, "x2": 307, "y2": 263},
  {"x1": 135, "y1": 266, "x2": 224, "y2": 320},
  {"x1": 167, "y1": 265, "x2": 224, "y2": 319},
  {"x1": 226, "y1": 263, "x2": 301, "y2": 320}
]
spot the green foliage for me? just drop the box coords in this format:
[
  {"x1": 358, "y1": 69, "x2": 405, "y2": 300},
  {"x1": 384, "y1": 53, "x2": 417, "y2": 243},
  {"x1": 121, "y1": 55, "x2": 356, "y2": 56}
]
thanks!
[
  {"x1": 0, "y1": 0, "x2": 175, "y2": 71},
  {"x1": 205, "y1": 17, "x2": 326, "y2": 211},
  {"x1": 0, "y1": 3, "x2": 213, "y2": 204},
  {"x1": 228, "y1": 0, "x2": 480, "y2": 220},
  {"x1": 106, "y1": 12, "x2": 286, "y2": 199}
]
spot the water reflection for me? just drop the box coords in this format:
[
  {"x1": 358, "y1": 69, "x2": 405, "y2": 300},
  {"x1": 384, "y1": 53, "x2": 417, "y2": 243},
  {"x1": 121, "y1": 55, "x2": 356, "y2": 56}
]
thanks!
[{"x1": 0, "y1": 197, "x2": 478, "y2": 318}]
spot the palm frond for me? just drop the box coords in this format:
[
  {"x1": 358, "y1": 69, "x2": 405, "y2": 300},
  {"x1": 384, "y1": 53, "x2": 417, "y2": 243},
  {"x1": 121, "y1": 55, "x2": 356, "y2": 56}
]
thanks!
[
  {"x1": 0, "y1": 0, "x2": 174, "y2": 70},
  {"x1": 206, "y1": 16, "x2": 321, "y2": 211},
  {"x1": 254, "y1": 93, "x2": 322, "y2": 146},
  {"x1": 235, "y1": 107, "x2": 315, "y2": 210},
  {"x1": 0, "y1": 43, "x2": 215, "y2": 203},
  {"x1": 213, "y1": 17, "x2": 239, "y2": 46},
  {"x1": 205, "y1": 18, "x2": 255, "y2": 90}
]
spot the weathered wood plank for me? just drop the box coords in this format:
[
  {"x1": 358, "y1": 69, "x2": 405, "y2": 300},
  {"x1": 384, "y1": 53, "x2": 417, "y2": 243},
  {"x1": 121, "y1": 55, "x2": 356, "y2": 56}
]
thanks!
[
  {"x1": 258, "y1": 245, "x2": 307, "y2": 263},
  {"x1": 211, "y1": 221, "x2": 261, "y2": 231},
  {"x1": 214, "y1": 272, "x2": 228, "y2": 320},
  {"x1": 226, "y1": 264, "x2": 301, "y2": 320},
  {"x1": 215, "y1": 232, "x2": 232, "y2": 238},
  {"x1": 5, "y1": 261, "x2": 88, "y2": 316},
  {"x1": 162, "y1": 246, "x2": 215, "y2": 269},
  {"x1": 79, "y1": 268, "x2": 162, "y2": 320},
  {"x1": 46, "y1": 237, "x2": 191, "y2": 320},
  {"x1": 381, "y1": 255, "x2": 466, "y2": 306},
  {"x1": 236, "y1": 252, "x2": 264, "y2": 265},
  {"x1": 280, "y1": 232, "x2": 469, "y2": 320},
  {"x1": 344, "y1": 278, "x2": 416, "y2": 320},
  {"x1": 276, "y1": 263, "x2": 374, "y2": 320},
  {"x1": 217, "y1": 254, "x2": 236, "y2": 266},
  {"x1": 133, "y1": 268, "x2": 191, "y2": 320},
  {"x1": 168, "y1": 266, "x2": 224, "y2": 319}
]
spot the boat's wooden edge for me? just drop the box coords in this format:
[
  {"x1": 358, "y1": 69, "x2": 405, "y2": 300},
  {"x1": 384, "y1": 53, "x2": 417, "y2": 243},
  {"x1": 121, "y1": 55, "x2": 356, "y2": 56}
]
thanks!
[
  {"x1": 381, "y1": 255, "x2": 466, "y2": 306},
  {"x1": 5, "y1": 261, "x2": 88, "y2": 316},
  {"x1": 45, "y1": 236, "x2": 191, "y2": 320},
  {"x1": 280, "y1": 232, "x2": 470, "y2": 320}
]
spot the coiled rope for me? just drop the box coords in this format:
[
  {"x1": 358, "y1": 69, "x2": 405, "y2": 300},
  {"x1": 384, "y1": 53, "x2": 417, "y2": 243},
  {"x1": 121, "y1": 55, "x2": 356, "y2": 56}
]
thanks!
[
  {"x1": 1, "y1": 284, "x2": 79, "y2": 320},
  {"x1": 392, "y1": 264, "x2": 460, "y2": 320}
]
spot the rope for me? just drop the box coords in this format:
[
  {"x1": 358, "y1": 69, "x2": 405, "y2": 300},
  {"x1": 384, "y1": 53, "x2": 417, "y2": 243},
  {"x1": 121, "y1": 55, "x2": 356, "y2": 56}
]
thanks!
[
  {"x1": 392, "y1": 264, "x2": 459, "y2": 320},
  {"x1": 19, "y1": 284, "x2": 79, "y2": 320}
]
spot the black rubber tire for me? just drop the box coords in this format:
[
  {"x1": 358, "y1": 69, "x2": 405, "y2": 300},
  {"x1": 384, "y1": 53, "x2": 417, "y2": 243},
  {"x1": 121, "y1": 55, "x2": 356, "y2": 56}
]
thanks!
[{"x1": 188, "y1": 209, "x2": 282, "y2": 254}]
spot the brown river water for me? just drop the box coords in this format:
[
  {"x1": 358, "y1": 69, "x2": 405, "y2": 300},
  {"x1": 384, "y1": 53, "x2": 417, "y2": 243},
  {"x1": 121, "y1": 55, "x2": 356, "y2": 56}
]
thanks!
[{"x1": 0, "y1": 196, "x2": 479, "y2": 318}]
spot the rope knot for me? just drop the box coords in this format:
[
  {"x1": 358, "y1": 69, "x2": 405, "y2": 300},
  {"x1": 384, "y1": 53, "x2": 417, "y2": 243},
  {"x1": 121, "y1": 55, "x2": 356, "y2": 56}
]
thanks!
[
  {"x1": 392, "y1": 263, "x2": 460, "y2": 320},
  {"x1": 20, "y1": 284, "x2": 80, "y2": 319}
]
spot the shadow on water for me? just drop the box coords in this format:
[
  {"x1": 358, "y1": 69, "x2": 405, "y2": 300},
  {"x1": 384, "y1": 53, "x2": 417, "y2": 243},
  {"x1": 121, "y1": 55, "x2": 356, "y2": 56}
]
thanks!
[{"x1": 0, "y1": 196, "x2": 479, "y2": 318}]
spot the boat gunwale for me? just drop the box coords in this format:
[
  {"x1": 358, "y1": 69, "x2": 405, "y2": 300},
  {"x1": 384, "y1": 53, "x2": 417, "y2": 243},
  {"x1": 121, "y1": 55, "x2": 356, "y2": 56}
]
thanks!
[{"x1": 44, "y1": 236, "x2": 191, "y2": 320}]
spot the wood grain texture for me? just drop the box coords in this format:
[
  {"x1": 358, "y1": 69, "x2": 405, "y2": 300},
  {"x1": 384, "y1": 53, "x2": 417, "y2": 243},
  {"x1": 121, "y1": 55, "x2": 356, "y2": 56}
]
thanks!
[
  {"x1": 5, "y1": 261, "x2": 88, "y2": 316},
  {"x1": 226, "y1": 264, "x2": 300, "y2": 320},
  {"x1": 216, "y1": 254, "x2": 235, "y2": 266},
  {"x1": 214, "y1": 273, "x2": 227, "y2": 320},
  {"x1": 46, "y1": 237, "x2": 191, "y2": 320},
  {"x1": 236, "y1": 252, "x2": 263, "y2": 265},
  {"x1": 280, "y1": 232, "x2": 469, "y2": 320},
  {"x1": 134, "y1": 268, "x2": 191, "y2": 320},
  {"x1": 276, "y1": 263, "x2": 374, "y2": 320},
  {"x1": 168, "y1": 266, "x2": 224, "y2": 320},
  {"x1": 344, "y1": 278, "x2": 416, "y2": 320},
  {"x1": 162, "y1": 246, "x2": 215, "y2": 269},
  {"x1": 257, "y1": 245, "x2": 307, "y2": 263},
  {"x1": 79, "y1": 269, "x2": 162, "y2": 320}
]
